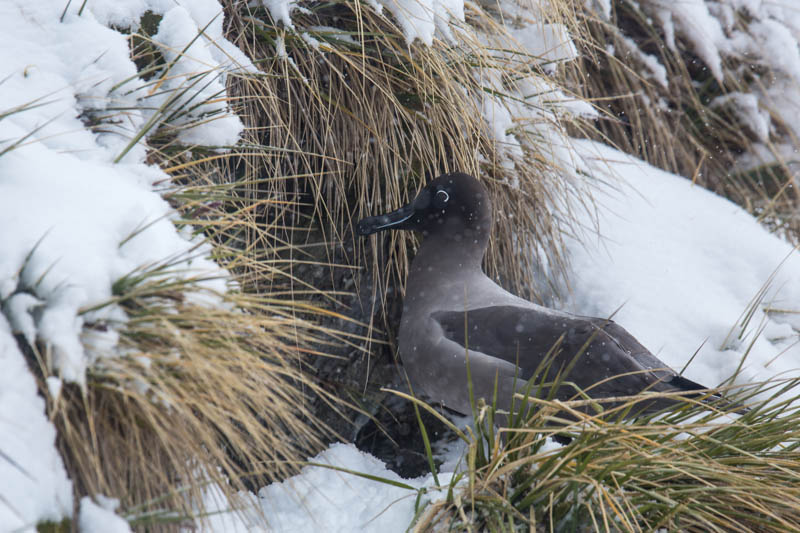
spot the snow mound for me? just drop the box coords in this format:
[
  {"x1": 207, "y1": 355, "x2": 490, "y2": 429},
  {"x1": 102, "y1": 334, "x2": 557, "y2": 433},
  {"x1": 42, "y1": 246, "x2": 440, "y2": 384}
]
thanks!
[
  {"x1": 0, "y1": 318, "x2": 73, "y2": 530},
  {"x1": 78, "y1": 496, "x2": 132, "y2": 533},
  {"x1": 246, "y1": 443, "x2": 449, "y2": 533},
  {"x1": 566, "y1": 140, "x2": 800, "y2": 393}
]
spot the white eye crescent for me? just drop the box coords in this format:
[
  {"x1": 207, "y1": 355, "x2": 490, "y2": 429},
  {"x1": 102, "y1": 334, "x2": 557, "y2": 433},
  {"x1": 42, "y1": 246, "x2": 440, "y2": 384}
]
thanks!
[{"x1": 436, "y1": 190, "x2": 449, "y2": 203}]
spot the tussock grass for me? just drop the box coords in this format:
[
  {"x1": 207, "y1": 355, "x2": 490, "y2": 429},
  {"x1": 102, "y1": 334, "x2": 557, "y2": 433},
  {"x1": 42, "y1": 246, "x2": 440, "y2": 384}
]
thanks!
[
  {"x1": 567, "y1": 4, "x2": 800, "y2": 241},
  {"x1": 407, "y1": 379, "x2": 800, "y2": 532},
  {"x1": 221, "y1": 0, "x2": 591, "y2": 305},
  {"x1": 38, "y1": 265, "x2": 338, "y2": 523},
  {"x1": 13, "y1": 13, "x2": 354, "y2": 527}
]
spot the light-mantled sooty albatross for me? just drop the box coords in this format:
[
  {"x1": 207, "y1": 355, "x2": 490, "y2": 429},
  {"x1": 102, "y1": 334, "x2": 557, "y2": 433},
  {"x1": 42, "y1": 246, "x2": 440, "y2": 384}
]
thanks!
[{"x1": 357, "y1": 172, "x2": 740, "y2": 419}]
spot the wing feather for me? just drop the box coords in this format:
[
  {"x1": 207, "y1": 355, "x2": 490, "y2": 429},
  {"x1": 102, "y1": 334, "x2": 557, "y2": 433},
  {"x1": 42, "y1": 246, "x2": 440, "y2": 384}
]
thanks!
[{"x1": 431, "y1": 305, "x2": 681, "y2": 401}]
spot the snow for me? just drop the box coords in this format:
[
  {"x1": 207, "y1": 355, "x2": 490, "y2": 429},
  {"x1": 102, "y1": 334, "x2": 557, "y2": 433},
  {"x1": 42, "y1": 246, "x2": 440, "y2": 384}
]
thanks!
[
  {"x1": 0, "y1": 317, "x2": 73, "y2": 531},
  {"x1": 565, "y1": 139, "x2": 800, "y2": 393},
  {"x1": 375, "y1": 0, "x2": 465, "y2": 45},
  {"x1": 470, "y1": 11, "x2": 592, "y2": 176},
  {"x1": 78, "y1": 496, "x2": 132, "y2": 533},
  {"x1": 300, "y1": 32, "x2": 322, "y2": 50},
  {"x1": 509, "y1": 23, "x2": 578, "y2": 66},
  {"x1": 710, "y1": 92, "x2": 770, "y2": 142},
  {"x1": 747, "y1": 19, "x2": 800, "y2": 82},
  {"x1": 208, "y1": 443, "x2": 453, "y2": 533},
  {"x1": 478, "y1": 71, "x2": 523, "y2": 166},
  {"x1": 656, "y1": 8, "x2": 677, "y2": 50},
  {"x1": 653, "y1": 0, "x2": 729, "y2": 82},
  {"x1": 262, "y1": 0, "x2": 298, "y2": 28},
  {"x1": 764, "y1": 1, "x2": 800, "y2": 39},
  {"x1": 587, "y1": 0, "x2": 612, "y2": 21},
  {"x1": 619, "y1": 36, "x2": 669, "y2": 88},
  {"x1": 3, "y1": 293, "x2": 41, "y2": 346},
  {"x1": 308, "y1": 26, "x2": 359, "y2": 45},
  {"x1": 150, "y1": 5, "x2": 248, "y2": 146}
]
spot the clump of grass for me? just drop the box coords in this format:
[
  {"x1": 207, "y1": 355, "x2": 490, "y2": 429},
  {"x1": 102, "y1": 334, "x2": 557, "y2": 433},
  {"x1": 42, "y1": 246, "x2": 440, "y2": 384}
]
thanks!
[
  {"x1": 406, "y1": 376, "x2": 800, "y2": 532},
  {"x1": 6, "y1": 10, "x2": 356, "y2": 526},
  {"x1": 36, "y1": 266, "x2": 334, "y2": 524},
  {"x1": 23, "y1": 156, "x2": 362, "y2": 525},
  {"x1": 221, "y1": 0, "x2": 593, "y2": 306},
  {"x1": 566, "y1": 3, "x2": 800, "y2": 241}
]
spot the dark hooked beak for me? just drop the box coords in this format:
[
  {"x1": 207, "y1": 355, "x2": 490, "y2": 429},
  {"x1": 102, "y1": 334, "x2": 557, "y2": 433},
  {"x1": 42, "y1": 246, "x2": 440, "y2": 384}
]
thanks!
[{"x1": 357, "y1": 203, "x2": 415, "y2": 236}]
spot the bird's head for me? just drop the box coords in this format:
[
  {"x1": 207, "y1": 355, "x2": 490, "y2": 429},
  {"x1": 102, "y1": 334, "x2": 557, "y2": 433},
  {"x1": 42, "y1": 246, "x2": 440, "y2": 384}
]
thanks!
[{"x1": 357, "y1": 173, "x2": 491, "y2": 241}]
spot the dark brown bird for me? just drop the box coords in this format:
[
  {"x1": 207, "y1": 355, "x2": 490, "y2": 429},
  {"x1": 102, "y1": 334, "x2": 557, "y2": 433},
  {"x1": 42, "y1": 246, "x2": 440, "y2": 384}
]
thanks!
[{"x1": 358, "y1": 173, "x2": 734, "y2": 418}]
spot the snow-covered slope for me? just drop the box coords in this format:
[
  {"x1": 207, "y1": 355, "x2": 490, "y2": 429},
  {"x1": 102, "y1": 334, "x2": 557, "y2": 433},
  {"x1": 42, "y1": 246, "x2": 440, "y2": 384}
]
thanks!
[
  {"x1": 566, "y1": 139, "x2": 800, "y2": 392},
  {"x1": 197, "y1": 443, "x2": 452, "y2": 533}
]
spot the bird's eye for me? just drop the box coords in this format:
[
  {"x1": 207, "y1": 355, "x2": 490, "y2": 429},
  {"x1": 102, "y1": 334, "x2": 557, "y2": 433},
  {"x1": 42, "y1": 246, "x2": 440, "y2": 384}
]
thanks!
[{"x1": 436, "y1": 190, "x2": 449, "y2": 203}]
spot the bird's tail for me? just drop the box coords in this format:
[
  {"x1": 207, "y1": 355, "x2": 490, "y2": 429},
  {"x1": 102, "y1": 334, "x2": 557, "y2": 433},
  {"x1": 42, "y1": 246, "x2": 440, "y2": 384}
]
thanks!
[{"x1": 667, "y1": 374, "x2": 751, "y2": 415}]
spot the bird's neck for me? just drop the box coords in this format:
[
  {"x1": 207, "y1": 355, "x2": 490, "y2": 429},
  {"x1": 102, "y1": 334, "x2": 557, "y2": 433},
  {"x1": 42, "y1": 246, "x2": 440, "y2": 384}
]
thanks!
[{"x1": 411, "y1": 228, "x2": 488, "y2": 278}]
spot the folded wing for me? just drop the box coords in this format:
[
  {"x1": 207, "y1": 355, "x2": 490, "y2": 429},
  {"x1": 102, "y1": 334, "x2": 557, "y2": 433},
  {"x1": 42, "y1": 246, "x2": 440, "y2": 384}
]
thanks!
[{"x1": 432, "y1": 305, "x2": 711, "y2": 409}]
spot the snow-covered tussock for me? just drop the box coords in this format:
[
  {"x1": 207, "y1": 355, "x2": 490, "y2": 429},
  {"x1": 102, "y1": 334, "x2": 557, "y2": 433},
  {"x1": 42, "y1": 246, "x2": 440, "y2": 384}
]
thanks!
[
  {"x1": 257, "y1": 0, "x2": 587, "y2": 177},
  {"x1": 0, "y1": 0, "x2": 248, "y2": 527},
  {"x1": 470, "y1": 7, "x2": 592, "y2": 182},
  {"x1": 595, "y1": 0, "x2": 800, "y2": 170},
  {"x1": 0, "y1": 0, "x2": 241, "y2": 387}
]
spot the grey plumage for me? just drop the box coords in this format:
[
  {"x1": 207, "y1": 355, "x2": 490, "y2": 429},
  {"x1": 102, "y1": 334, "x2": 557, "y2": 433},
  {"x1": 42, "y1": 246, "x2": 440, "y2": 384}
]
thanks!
[{"x1": 358, "y1": 173, "x2": 735, "y2": 418}]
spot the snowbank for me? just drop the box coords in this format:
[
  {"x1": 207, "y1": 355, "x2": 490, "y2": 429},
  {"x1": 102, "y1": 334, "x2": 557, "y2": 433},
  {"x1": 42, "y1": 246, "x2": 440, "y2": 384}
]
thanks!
[
  {"x1": 78, "y1": 497, "x2": 132, "y2": 533},
  {"x1": 566, "y1": 139, "x2": 800, "y2": 392},
  {"x1": 256, "y1": 444, "x2": 449, "y2": 532},
  {"x1": 0, "y1": 318, "x2": 72, "y2": 531},
  {"x1": 198, "y1": 443, "x2": 452, "y2": 533}
]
